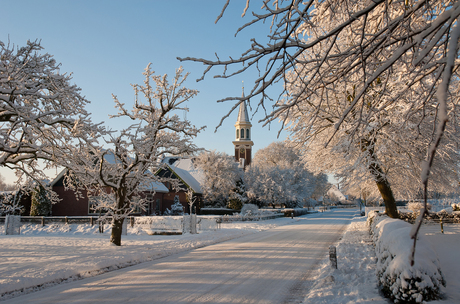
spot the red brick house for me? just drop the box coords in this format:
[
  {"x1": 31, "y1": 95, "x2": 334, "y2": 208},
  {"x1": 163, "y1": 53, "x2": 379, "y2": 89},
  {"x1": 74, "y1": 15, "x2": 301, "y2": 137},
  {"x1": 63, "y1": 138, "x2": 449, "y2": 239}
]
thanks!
[
  {"x1": 50, "y1": 169, "x2": 170, "y2": 216},
  {"x1": 49, "y1": 156, "x2": 205, "y2": 216}
]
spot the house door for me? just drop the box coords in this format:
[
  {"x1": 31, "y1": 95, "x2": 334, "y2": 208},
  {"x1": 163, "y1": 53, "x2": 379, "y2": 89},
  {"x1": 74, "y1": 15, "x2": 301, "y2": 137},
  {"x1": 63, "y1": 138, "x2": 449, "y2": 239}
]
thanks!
[{"x1": 155, "y1": 199, "x2": 161, "y2": 215}]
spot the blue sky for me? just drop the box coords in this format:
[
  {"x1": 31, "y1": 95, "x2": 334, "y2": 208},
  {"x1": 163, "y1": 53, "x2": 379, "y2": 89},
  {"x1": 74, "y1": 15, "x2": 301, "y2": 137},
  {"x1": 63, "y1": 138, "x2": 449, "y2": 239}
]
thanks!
[{"x1": 1, "y1": 0, "x2": 288, "y2": 182}]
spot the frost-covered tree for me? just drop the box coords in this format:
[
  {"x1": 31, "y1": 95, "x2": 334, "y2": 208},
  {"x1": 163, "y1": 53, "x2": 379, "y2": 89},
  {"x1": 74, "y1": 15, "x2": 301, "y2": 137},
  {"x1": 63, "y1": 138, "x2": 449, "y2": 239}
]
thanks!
[
  {"x1": 245, "y1": 141, "x2": 319, "y2": 207},
  {"x1": 0, "y1": 40, "x2": 101, "y2": 190},
  {"x1": 62, "y1": 64, "x2": 204, "y2": 246},
  {"x1": 165, "y1": 195, "x2": 184, "y2": 215},
  {"x1": 194, "y1": 150, "x2": 242, "y2": 208},
  {"x1": 0, "y1": 189, "x2": 23, "y2": 215},
  {"x1": 30, "y1": 185, "x2": 52, "y2": 216},
  {"x1": 179, "y1": 1, "x2": 460, "y2": 230},
  {"x1": 309, "y1": 173, "x2": 330, "y2": 202}
]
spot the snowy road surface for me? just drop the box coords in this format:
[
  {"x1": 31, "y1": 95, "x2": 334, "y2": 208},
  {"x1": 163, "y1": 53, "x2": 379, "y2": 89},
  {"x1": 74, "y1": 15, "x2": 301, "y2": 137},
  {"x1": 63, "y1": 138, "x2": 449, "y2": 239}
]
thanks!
[{"x1": 4, "y1": 210, "x2": 354, "y2": 304}]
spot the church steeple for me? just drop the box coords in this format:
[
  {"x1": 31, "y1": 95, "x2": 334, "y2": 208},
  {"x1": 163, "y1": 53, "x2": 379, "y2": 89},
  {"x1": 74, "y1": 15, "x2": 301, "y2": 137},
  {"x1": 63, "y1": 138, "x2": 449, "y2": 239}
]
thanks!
[{"x1": 232, "y1": 85, "x2": 254, "y2": 168}]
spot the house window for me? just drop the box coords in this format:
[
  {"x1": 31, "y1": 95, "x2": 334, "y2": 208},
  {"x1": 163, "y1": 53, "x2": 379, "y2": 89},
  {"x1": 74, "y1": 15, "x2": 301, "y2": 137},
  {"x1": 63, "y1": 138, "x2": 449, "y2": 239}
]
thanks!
[{"x1": 241, "y1": 128, "x2": 245, "y2": 139}]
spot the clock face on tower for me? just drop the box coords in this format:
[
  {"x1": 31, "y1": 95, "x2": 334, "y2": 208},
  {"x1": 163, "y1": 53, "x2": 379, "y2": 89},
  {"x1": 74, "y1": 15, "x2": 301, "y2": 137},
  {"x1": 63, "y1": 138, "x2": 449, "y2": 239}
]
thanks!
[{"x1": 240, "y1": 147, "x2": 245, "y2": 156}]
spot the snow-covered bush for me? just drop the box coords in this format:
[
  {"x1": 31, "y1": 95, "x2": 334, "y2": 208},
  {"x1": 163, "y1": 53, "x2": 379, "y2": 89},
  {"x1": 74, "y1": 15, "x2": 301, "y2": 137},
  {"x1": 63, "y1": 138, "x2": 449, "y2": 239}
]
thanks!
[
  {"x1": 407, "y1": 201, "x2": 432, "y2": 214},
  {"x1": 240, "y1": 203, "x2": 259, "y2": 216},
  {"x1": 369, "y1": 214, "x2": 445, "y2": 303},
  {"x1": 452, "y1": 203, "x2": 460, "y2": 211},
  {"x1": 164, "y1": 198, "x2": 184, "y2": 216}
]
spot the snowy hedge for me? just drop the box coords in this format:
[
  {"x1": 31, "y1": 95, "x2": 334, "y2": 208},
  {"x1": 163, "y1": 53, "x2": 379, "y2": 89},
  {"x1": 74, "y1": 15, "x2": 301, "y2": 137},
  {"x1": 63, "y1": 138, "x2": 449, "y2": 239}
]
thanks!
[{"x1": 368, "y1": 212, "x2": 445, "y2": 303}]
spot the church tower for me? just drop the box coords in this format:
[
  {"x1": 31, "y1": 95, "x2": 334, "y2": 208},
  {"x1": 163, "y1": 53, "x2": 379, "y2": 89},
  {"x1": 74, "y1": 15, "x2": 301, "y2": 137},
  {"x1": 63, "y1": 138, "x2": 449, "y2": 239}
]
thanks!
[{"x1": 232, "y1": 88, "x2": 253, "y2": 168}]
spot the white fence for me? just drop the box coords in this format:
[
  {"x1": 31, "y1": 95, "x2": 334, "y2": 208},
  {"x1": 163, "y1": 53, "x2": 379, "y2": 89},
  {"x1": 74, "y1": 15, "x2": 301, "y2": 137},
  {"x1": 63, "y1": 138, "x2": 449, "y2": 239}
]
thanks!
[{"x1": 134, "y1": 215, "x2": 220, "y2": 234}]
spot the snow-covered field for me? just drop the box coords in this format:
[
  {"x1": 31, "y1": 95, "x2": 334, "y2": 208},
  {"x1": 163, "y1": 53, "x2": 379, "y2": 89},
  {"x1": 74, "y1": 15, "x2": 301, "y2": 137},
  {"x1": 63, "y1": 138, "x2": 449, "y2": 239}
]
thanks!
[{"x1": 1, "y1": 210, "x2": 459, "y2": 303}]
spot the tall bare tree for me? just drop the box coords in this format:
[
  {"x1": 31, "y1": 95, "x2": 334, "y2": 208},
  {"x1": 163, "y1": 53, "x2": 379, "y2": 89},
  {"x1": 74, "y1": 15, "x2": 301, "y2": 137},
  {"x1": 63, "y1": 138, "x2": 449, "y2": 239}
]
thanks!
[{"x1": 62, "y1": 64, "x2": 204, "y2": 246}]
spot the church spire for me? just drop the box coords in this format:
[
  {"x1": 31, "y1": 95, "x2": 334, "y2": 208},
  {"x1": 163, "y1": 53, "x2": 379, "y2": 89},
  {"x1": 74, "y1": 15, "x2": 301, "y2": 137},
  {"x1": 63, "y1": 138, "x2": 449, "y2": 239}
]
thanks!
[
  {"x1": 232, "y1": 83, "x2": 254, "y2": 168},
  {"x1": 237, "y1": 90, "x2": 250, "y2": 123}
]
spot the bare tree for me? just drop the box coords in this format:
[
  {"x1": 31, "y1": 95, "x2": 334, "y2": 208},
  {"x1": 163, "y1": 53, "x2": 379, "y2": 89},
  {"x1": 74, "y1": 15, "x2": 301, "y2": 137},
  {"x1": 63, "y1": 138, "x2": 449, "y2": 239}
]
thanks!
[
  {"x1": 63, "y1": 64, "x2": 204, "y2": 246},
  {"x1": 179, "y1": 1, "x2": 460, "y2": 264}
]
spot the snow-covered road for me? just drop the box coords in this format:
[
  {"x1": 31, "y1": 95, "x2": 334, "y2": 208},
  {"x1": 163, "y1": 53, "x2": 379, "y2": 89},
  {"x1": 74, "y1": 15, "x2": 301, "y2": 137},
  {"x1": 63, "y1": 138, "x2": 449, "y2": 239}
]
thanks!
[{"x1": 3, "y1": 210, "x2": 354, "y2": 303}]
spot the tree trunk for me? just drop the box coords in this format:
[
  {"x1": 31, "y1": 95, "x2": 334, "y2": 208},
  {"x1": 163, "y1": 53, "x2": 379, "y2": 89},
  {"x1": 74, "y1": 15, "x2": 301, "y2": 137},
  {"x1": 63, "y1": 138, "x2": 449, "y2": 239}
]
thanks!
[
  {"x1": 361, "y1": 138, "x2": 399, "y2": 218},
  {"x1": 110, "y1": 187, "x2": 128, "y2": 246},
  {"x1": 374, "y1": 171, "x2": 399, "y2": 218},
  {"x1": 110, "y1": 217, "x2": 124, "y2": 246}
]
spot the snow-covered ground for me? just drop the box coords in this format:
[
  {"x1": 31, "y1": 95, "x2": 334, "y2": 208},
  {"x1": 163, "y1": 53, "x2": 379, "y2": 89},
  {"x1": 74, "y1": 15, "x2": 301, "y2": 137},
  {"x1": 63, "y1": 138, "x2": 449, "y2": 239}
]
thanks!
[
  {"x1": 1, "y1": 210, "x2": 459, "y2": 303},
  {"x1": 302, "y1": 213, "x2": 460, "y2": 304}
]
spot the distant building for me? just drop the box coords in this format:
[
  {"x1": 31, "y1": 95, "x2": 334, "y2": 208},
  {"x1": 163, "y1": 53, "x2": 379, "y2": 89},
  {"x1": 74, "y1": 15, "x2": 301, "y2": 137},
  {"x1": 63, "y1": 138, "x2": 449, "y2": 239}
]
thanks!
[
  {"x1": 232, "y1": 88, "x2": 253, "y2": 168},
  {"x1": 155, "y1": 156, "x2": 204, "y2": 214},
  {"x1": 326, "y1": 185, "x2": 346, "y2": 202}
]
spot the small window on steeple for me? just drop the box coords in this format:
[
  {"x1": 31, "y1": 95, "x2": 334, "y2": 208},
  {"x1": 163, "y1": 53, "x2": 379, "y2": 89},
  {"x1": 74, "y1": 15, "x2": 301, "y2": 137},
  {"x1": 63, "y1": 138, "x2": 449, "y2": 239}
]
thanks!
[
  {"x1": 236, "y1": 129, "x2": 239, "y2": 139},
  {"x1": 246, "y1": 129, "x2": 250, "y2": 139},
  {"x1": 241, "y1": 129, "x2": 245, "y2": 139}
]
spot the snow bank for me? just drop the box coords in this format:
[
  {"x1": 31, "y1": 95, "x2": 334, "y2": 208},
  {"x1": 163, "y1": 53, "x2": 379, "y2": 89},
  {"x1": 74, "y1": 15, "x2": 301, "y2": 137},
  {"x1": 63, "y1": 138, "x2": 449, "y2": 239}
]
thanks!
[
  {"x1": 369, "y1": 212, "x2": 445, "y2": 303},
  {"x1": 303, "y1": 214, "x2": 387, "y2": 303}
]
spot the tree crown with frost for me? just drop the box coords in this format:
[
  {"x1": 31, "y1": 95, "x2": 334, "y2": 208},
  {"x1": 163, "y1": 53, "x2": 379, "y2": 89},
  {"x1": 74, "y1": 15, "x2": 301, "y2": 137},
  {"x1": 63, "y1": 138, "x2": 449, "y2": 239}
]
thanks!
[
  {"x1": 0, "y1": 40, "x2": 101, "y2": 175},
  {"x1": 194, "y1": 150, "x2": 242, "y2": 208},
  {"x1": 245, "y1": 141, "x2": 324, "y2": 207},
  {"x1": 63, "y1": 64, "x2": 204, "y2": 245},
  {"x1": 0, "y1": 39, "x2": 105, "y2": 205},
  {"x1": 179, "y1": 0, "x2": 460, "y2": 204}
]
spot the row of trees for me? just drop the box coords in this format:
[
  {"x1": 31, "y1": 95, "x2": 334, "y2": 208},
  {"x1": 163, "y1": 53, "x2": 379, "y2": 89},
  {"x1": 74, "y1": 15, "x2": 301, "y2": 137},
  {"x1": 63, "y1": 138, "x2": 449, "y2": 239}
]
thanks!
[
  {"x1": 1, "y1": 40, "x2": 204, "y2": 245},
  {"x1": 194, "y1": 141, "x2": 330, "y2": 209},
  {"x1": 180, "y1": 0, "x2": 460, "y2": 216},
  {"x1": 178, "y1": 0, "x2": 460, "y2": 264}
]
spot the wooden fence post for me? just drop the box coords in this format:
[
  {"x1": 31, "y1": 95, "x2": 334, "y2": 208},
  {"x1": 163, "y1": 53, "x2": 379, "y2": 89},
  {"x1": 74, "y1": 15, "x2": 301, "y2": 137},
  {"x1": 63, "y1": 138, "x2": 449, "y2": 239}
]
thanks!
[{"x1": 329, "y1": 245, "x2": 338, "y2": 269}]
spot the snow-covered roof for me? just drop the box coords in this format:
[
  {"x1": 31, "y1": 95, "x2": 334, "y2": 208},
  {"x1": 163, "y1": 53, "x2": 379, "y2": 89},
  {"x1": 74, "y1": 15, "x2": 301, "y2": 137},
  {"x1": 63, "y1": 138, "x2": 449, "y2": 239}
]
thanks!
[
  {"x1": 162, "y1": 157, "x2": 205, "y2": 194},
  {"x1": 50, "y1": 167, "x2": 169, "y2": 193},
  {"x1": 139, "y1": 179, "x2": 169, "y2": 193}
]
